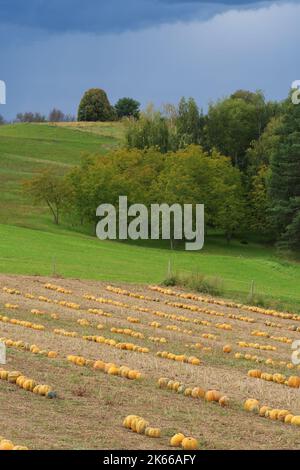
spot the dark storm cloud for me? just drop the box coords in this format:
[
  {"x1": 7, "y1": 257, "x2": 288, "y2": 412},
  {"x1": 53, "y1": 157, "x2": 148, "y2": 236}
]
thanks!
[
  {"x1": 0, "y1": 0, "x2": 280, "y2": 34},
  {"x1": 0, "y1": 0, "x2": 297, "y2": 119}
]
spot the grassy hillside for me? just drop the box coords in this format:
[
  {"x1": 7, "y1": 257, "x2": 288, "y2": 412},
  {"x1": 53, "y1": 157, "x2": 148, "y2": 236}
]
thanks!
[
  {"x1": 49, "y1": 121, "x2": 125, "y2": 139},
  {"x1": 0, "y1": 122, "x2": 300, "y2": 313},
  {"x1": 0, "y1": 122, "x2": 123, "y2": 229}
]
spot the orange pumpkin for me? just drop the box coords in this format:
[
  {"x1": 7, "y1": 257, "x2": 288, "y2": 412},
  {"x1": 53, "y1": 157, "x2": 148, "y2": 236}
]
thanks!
[
  {"x1": 104, "y1": 363, "x2": 116, "y2": 373},
  {"x1": 107, "y1": 366, "x2": 119, "y2": 376},
  {"x1": 170, "y1": 433, "x2": 185, "y2": 447},
  {"x1": 93, "y1": 360, "x2": 105, "y2": 370},
  {"x1": 269, "y1": 409, "x2": 280, "y2": 420},
  {"x1": 128, "y1": 370, "x2": 141, "y2": 380},
  {"x1": 145, "y1": 427, "x2": 161, "y2": 438},
  {"x1": 259, "y1": 405, "x2": 271, "y2": 417},
  {"x1": 0, "y1": 440, "x2": 14, "y2": 450},
  {"x1": 291, "y1": 416, "x2": 300, "y2": 426},
  {"x1": 287, "y1": 376, "x2": 300, "y2": 388},
  {"x1": 136, "y1": 419, "x2": 150, "y2": 434},
  {"x1": 188, "y1": 357, "x2": 201, "y2": 366},
  {"x1": 278, "y1": 410, "x2": 290, "y2": 422},
  {"x1": 181, "y1": 437, "x2": 199, "y2": 450},
  {"x1": 248, "y1": 369, "x2": 262, "y2": 379},
  {"x1": 219, "y1": 396, "x2": 229, "y2": 407},
  {"x1": 284, "y1": 414, "x2": 294, "y2": 424},
  {"x1": 191, "y1": 387, "x2": 202, "y2": 398},
  {"x1": 131, "y1": 417, "x2": 140, "y2": 432},
  {"x1": 123, "y1": 415, "x2": 140, "y2": 429},
  {"x1": 272, "y1": 373, "x2": 286, "y2": 384},
  {"x1": 172, "y1": 381, "x2": 181, "y2": 391},
  {"x1": 158, "y1": 377, "x2": 169, "y2": 389},
  {"x1": 48, "y1": 351, "x2": 58, "y2": 359},
  {"x1": 205, "y1": 390, "x2": 222, "y2": 402},
  {"x1": 244, "y1": 399, "x2": 259, "y2": 413}
]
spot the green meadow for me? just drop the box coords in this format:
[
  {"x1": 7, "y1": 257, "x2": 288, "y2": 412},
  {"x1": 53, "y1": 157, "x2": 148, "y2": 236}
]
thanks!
[{"x1": 0, "y1": 122, "x2": 122, "y2": 228}]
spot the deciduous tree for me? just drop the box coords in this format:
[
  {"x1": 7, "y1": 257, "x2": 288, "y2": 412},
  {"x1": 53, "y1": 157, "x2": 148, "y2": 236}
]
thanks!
[
  {"x1": 78, "y1": 88, "x2": 115, "y2": 122},
  {"x1": 23, "y1": 170, "x2": 68, "y2": 225}
]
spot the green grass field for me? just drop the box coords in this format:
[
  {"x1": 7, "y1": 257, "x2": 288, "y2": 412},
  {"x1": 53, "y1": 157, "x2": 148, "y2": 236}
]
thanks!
[
  {"x1": 0, "y1": 122, "x2": 123, "y2": 228},
  {"x1": 1, "y1": 223, "x2": 300, "y2": 312},
  {"x1": 0, "y1": 122, "x2": 300, "y2": 313}
]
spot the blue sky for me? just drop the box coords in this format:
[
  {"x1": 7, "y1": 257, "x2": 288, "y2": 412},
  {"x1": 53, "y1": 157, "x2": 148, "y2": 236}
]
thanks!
[{"x1": 0, "y1": 0, "x2": 298, "y2": 118}]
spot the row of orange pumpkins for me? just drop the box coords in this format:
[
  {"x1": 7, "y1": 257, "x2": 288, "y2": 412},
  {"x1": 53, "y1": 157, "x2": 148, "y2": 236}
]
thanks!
[
  {"x1": 157, "y1": 377, "x2": 229, "y2": 407},
  {"x1": 156, "y1": 351, "x2": 201, "y2": 365},
  {"x1": 122, "y1": 415, "x2": 200, "y2": 449},
  {"x1": 31, "y1": 309, "x2": 59, "y2": 320},
  {"x1": 265, "y1": 320, "x2": 300, "y2": 333},
  {"x1": 0, "y1": 314, "x2": 45, "y2": 331},
  {"x1": 149, "y1": 336, "x2": 167, "y2": 343},
  {"x1": 2, "y1": 287, "x2": 21, "y2": 295},
  {"x1": 0, "y1": 368, "x2": 55, "y2": 398},
  {"x1": 83, "y1": 334, "x2": 150, "y2": 353},
  {"x1": 44, "y1": 283, "x2": 72, "y2": 294},
  {"x1": 166, "y1": 298, "x2": 226, "y2": 319},
  {"x1": 123, "y1": 415, "x2": 161, "y2": 438},
  {"x1": 228, "y1": 313, "x2": 255, "y2": 323},
  {"x1": 88, "y1": 308, "x2": 112, "y2": 318},
  {"x1": 165, "y1": 324, "x2": 193, "y2": 335},
  {"x1": 106, "y1": 285, "x2": 155, "y2": 302},
  {"x1": 67, "y1": 354, "x2": 142, "y2": 380},
  {"x1": 110, "y1": 326, "x2": 144, "y2": 339},
  {"x1": 0, "y1": 336, "x2": 58, "y2": 359},
  {"x1": 4, "y1": 303, "x2": 19, "y2": 309},
  {"x1": 152, "y1": 321, "x2": 192, "y2": 335},
  {"x1": 148, "y1": 285, "x2": 300, "y2": 321},
  {"x1": 3, "y1": 286, "x2": 83, "y2": 315},
  {"x1": 187, "y1": 342, "x2": 212, "y2": 353},
  {"x1": 53, "y1": 328, "x2": 78, "y2": 338},
  {"x1": 150, "y1": 286, "x2": 256, "y2": 327},
  {"x1": 127, "y1": 316, "x2": 140, "y2": 324},
  {"x1": 235, "y1": 352, "x2": 299, "y2": 371},
  {"x1": 166, "y1": 300, "x2": 224, "y2": 319},
  {"x1": 251, "y1": 330, "x2": 292, "y2": 344},
  {"x1": 237, "y1": 341, "x2": 276, "y2": 351},
  {"x1": 244, "y1": 399, "x2": 300, "y2": 425},
  {"x1": 248, "y1": 369, "x2": 300, "y2": 387}
]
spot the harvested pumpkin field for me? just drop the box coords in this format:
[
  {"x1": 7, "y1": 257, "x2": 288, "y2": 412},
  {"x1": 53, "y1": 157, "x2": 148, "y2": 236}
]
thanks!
[{"x1": 1, "y1": 274, "x2": 300, "y2": 450}]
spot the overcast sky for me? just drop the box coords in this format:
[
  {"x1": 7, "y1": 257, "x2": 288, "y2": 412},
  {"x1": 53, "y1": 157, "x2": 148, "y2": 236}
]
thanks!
[{"x1": 0, "y1": 0, "x2": 298, "y2": 119}]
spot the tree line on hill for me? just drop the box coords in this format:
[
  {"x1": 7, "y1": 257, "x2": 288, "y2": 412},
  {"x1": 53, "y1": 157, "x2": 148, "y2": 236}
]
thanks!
[
  {"x1": 0, "y1": 109, "x2": 76, "y2": 124},
  {"x1": 0, "y1": 91, "x2": 140, "y2": 125},
  {"x1": 22, "y1": 87, "x2": 300, "y2": 251}
]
